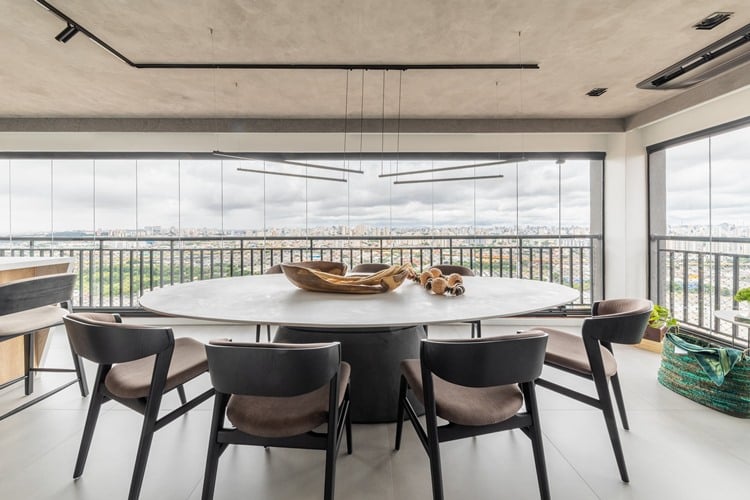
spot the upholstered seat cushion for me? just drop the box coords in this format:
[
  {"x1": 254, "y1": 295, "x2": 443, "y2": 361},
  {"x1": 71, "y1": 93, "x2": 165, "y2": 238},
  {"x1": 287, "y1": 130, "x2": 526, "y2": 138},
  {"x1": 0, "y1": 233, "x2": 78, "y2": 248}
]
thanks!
[
  {"x1": 534, "y1": 327, "x2": 618, "y2": 377},
  {"x1": 104, "y1": 337, "x2": 208, "y2": 399},
  {"x1": 226, "y1": 362, "x2": 351, "y2": 438},
  {"x1": 401, "y1": 359, "x2": 523, "y2": 426},
  {"x1": 0, "y1": 305, "x2": 67, "y2": 338}
]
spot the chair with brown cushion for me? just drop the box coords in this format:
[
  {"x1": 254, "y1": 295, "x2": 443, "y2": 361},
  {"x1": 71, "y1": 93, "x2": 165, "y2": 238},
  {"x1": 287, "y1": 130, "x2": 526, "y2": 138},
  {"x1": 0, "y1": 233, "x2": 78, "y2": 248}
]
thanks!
[
  {"x1": 530, "y1": 298, "x2": 652, "y2": 482},
  {"x1": 0, "y1": 273, "x2": 88, "y2": 420},
  {"x1": 63, "y1": 313, "x2": 214, "y2": 500},
  {"x1": 433, "y1": 265, "x2": 481, "y2": 338},
  {"x1": 351, "y1": 263, "x2": 390, "y2": 273},
  {"x1": 394, "y1": 332, "x2": 550, "y2": 500},
  {"x1": 202, "y1": 341, "x2": 352, "y2": 500}
]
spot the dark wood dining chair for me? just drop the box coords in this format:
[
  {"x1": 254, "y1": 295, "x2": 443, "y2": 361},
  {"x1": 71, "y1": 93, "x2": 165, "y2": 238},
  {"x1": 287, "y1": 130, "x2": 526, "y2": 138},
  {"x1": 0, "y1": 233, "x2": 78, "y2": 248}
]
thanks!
[
  {"x1": 202, "y1": 341, "x2": 352, "y2": 500},
  {"x1": 433, "y1": 265, "x2": 481, "y2": 338},
  {"x1": 395, "y1": 332, "x2": 550, "y2": 500},
  {"x1": 530, "y1": 298, "x2": 652, "y2": 482},
  {"x1": 0, "y1": 272, "x2": 88, "y2": 420},
  {"x1": 63, "y1": 313, "x2": 214, "y2": 500}
]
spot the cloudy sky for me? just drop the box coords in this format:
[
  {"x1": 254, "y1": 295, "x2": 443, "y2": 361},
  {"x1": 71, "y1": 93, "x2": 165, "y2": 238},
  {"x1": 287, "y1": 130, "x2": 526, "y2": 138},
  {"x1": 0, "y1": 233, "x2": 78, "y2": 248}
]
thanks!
[
  {"x1": 664, "y1": 124, "x2": 750, "y2": 234},
  {"x1": 0, "y1": 156, "x2": 595, "y2": 237}
]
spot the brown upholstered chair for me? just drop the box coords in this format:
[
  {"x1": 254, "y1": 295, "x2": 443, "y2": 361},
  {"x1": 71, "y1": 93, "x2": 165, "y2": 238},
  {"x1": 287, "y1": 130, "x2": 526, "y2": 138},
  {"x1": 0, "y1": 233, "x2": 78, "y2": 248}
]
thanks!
[
  {"x1": 432, "y1": 265, "x2": 481, "y2": 338},
  {"x1": 530, "y1": 298, "x2": 652, "y2": 482},
  {"x1": 202, "y1": 341, "x2": 352, "y2": 500},
  {"x1": 351, "y1": 263, "x2": 390, "y2": 273},
  {"x1": 395, "y1": 332, "x2": 550, "y2": 500},
  {"x1": 0, "y1": 273, "x2": 88, "y2": 420},
  {"x1": 63, "y1": 313, "x2": 214, "y2": 500}
]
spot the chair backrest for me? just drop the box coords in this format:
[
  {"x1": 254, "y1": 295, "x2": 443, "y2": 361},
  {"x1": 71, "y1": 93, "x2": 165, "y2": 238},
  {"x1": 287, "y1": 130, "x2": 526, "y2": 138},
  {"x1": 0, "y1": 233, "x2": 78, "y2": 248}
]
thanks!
[
  {"x1": 64, "y1": 313, "x2": 174, "y2": 365},
  {"x1": 351, "y1": 263, "x2": 390, "y2": 273},
  {"x1": 206, "y1": 341, "x2": 341, "y2": 397},
  {"x1": 265, "y1": 264, "x2": 283, "y2": 274},
  {"x1": 433, "y1": 265, "x2": 474, "y2": 277},
  {"x1": 420, "y1": 332, "x2": 548, "y2": 387},
  {"x1": 583, "y1": 298, "x2": 653, "y2": 345},
  {"x1": 0, "y1": 272, "x2": 76, "y2": 316}
]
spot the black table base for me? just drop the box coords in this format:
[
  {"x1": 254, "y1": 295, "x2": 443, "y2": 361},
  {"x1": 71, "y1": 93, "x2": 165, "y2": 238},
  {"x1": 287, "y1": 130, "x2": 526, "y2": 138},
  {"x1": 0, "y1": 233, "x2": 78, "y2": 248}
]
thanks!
[{"x1": 274, "y1": 325, "x2": 426, "y2": 423}]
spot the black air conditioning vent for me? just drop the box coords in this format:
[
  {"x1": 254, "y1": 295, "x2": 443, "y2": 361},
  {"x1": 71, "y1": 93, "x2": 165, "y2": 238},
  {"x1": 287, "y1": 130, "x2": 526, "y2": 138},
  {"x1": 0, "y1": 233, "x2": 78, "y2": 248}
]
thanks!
[{"x1": 637, "y1": 23, "x2": 750, "y2": 90}]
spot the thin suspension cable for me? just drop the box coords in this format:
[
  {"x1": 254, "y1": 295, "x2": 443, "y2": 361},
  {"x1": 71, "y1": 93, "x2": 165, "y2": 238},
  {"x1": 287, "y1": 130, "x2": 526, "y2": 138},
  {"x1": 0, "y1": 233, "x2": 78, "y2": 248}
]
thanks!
[
  {"x1": 359, "y1": 69, "x2": 365, "y2": 173},
  {"x1": 518, "y1": 31, "x2": 526, "y2": 157},
  {"x1": 49, "y1": 159, "x2": 53, "y2": 241},
  {"x1": 381, "y1": 70, "x2": 388, "y2": 244},
  {"x1": 135, "y1": 159, "x2": 139, "y2": 241},
  {"x1": 6, "y1": 160, "x2": 11, "y2": 242},
  {"x1": 343, "y1": 71, "x2": 349, "y2": 171},
  {"x1": 396, "y1": 71, "x2": 402, "y2": 176}
]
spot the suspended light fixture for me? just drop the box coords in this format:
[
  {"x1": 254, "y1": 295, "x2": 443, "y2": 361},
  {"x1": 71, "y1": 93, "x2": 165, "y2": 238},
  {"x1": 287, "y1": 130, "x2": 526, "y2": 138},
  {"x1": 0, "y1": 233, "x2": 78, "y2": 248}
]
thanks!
[
  {"x1": 379, "y1": 158, "x2": 523, "y2": 178},
  {"x1": 213, "y1": 151, "x2": 362, "y2": 175},
  {"x1": 237, "y1": 166, "x2": 346, "y2": 182},
  {"x1": 393, "y1": 174, "x2": 504, "y2": 185}
]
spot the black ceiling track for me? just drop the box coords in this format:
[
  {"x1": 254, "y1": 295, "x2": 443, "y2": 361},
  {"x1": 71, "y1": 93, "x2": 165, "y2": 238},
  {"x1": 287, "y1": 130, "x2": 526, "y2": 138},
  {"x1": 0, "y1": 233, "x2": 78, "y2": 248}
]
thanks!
[{"x1": 34, "y1": 0, "x2": 540, "y2": 71}]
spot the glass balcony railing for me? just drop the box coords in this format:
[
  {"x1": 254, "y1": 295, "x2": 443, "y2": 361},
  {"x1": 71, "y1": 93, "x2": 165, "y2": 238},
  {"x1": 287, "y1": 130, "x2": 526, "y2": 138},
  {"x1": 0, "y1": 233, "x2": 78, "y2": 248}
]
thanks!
[
  {"x1": 652, "y1": 235, "x2": 750, "y2": 348},
  {"x1": 1, "y1": 234, "x2": 600, "y2": 313}
]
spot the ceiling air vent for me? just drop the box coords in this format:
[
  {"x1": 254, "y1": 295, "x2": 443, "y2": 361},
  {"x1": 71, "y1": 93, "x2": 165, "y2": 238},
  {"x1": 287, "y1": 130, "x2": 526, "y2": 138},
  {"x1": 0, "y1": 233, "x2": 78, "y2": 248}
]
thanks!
[
  {"x1": 694, "y1": 12, "x2": 733, "y2": 30},
  {"x1": 638, "y1": 22, "x2": 750, "y2": 90},
  {"x1": 586, "y1": 88, "x2": 607, "y2": 96}
]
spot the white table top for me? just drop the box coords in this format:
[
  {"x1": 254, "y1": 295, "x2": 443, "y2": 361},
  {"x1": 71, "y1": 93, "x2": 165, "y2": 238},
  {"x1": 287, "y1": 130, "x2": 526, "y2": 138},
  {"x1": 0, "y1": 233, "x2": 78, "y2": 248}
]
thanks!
[
  {"x1": 714, "y1": 309, "x2": 750, "y2": 327},
  {"x1": 0, "y1": 256, "x2": 74, "y2": 272},
  {"x1": 139, "y1": 275, "x2": 580, "y2": 328}
]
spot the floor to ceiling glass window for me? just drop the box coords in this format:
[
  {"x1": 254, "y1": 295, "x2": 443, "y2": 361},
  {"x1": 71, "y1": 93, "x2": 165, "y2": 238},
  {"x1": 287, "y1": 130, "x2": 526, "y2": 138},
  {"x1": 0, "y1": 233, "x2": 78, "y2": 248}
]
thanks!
[
  {"x1": 0, "y1": 153, "x2": 603, "y2": 311},
  {"x1": 649, "y1": 119, "x2": 750, "y2": 348}
]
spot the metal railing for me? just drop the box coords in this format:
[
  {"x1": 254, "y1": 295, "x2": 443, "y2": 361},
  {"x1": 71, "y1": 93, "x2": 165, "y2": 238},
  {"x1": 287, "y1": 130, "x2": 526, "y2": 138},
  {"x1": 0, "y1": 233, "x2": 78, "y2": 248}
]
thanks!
[
  {"x1": 1, "y1": 234, "x2": 600, "y2": 311},
  {"x1": 652, "y1": 235, "x2": 750, "y2": 348}
]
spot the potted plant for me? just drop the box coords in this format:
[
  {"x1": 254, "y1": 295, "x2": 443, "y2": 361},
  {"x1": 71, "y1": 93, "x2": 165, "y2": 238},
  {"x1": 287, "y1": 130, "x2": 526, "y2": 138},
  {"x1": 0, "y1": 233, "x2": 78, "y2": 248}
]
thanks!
[
  {"x1": 734, "y1": 287, "x2": 750, "y2": 318},
  {"x1": 643, "y1": 304, "x2": 679, "y2": 342}
]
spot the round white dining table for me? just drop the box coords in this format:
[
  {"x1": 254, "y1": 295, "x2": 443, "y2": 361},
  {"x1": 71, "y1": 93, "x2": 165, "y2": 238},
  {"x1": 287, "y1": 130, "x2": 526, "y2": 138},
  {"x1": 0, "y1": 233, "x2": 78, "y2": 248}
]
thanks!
[{"x1": 140, "y1": 275, "x2": 579, "y2": 422}]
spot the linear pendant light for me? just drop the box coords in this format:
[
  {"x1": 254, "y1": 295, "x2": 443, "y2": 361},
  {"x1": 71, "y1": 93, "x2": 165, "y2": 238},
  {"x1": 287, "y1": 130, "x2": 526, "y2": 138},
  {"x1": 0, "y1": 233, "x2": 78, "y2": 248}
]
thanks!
[
  {"x1": 379, "y1": 158, "x2": 525, "y2": 178},
  {"x1": 394, "y1": 174, "x2": 504, "y2": 185},
  {"x1": 213, "y1": 151, "x2": 363, "y2": 174},
  {"x1": 237, "y1": 167, "x2": 346, "y2": 183}
]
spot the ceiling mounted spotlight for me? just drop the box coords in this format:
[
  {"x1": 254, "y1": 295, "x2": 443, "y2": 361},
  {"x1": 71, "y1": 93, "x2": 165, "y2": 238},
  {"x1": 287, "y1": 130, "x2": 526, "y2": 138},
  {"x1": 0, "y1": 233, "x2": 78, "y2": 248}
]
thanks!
[{"x1": 54, "y1": 23, "x2": 79, "y2": 43}]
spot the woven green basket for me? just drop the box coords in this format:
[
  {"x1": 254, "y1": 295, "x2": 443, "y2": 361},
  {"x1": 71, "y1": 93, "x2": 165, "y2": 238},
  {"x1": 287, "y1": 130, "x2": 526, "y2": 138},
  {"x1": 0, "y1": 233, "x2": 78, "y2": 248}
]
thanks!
[{"x1": 658, "y1": 334, "x2": 750, "y2": 418}]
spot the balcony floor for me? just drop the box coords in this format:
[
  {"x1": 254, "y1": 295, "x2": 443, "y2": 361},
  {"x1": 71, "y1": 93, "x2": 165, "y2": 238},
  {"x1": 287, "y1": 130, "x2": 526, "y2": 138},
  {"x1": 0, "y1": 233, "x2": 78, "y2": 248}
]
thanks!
[{"x1": 1, "y1": 322, "x2": 748, "y2": 500}]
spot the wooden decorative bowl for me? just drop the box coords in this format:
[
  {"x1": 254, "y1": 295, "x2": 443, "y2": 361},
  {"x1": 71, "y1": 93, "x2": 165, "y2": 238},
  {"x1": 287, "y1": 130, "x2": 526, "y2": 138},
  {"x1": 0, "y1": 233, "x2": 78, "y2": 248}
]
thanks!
[{"x1": 281, "y1": 263, "x2": 412, "y2": 294}]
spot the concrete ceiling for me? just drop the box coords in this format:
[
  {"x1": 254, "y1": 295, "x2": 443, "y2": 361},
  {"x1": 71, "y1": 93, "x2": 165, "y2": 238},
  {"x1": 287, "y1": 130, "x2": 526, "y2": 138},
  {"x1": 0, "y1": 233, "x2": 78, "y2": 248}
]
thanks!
[{"x1": 2, "y1": 0, "x2": 750, "y2": 125}]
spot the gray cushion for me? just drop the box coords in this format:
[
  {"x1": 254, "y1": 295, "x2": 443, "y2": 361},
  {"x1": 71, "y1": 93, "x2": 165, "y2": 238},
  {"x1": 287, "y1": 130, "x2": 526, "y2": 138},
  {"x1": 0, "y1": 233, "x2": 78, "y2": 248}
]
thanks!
[
  {"x1": 105, "y1": 337, "x2": 208, "y2": 399},
  {"x1": 0, "y1": 305, "x2": 67, "y2": 338},
  {"x1": 534, "y1": 327, "x2": 618, "y2": 377},
  {"x1": 401, "y1": 359, "x2": 524, "y2": 426},
  {"x1": 226, "y1": 362, "x2": 351, "y2": 438}
]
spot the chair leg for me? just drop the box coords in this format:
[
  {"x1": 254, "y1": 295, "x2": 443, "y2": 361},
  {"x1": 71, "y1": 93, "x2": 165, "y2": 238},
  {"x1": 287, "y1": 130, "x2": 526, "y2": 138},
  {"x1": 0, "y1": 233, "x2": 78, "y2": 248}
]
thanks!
[
  {"x1": 475, "y1": 320, "x2": 482, "y2": 339},
  {"x1": 592, "y1": 372, "x2": 629, "y2": 482},
  {"x1": 69, "y1": 343, "x2": 89, "y2": 397},
  {"x1": 424, "y1": 401, "x2": 444, "y2": 500},
  {"x1": 128, "y1": 394, "x2": 163, "y2": 500},
  {"x1": 24, "y1": 334, "x2": 34, "y2": 395},
  {"x1": 345, "y1": 386, "x2": 353, "y2": 455},
  {"x1": 470, "y1": 322, "x2": 475, "y2": 339},
  {"x1": 255, "y1": 324, "x2": 261, "y2": 343},
  {"x1": 74, "y1": 367, "x2": 109, "y2": 478},
  {"x1": 523, "y1": 383, "x2": 550, "y2": 500},
  {"x1": 324, "y1": 416, "x2": 338, "y2": 500},
  {"x1": 394, "y1": 376, "x2": 407, "y2": 450},
  {"x1": 177, "y1": 385, "x2": 187, "y2": 405},
  {"x1": 266, "y1": 324, "x2": 272, "y2": 342},
  {"x1": 610, "y1": 373, "x2": 629, "y2": 430},
  {"x1": 202, "y1": 394, "x2": 229, "y2": 500}
]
